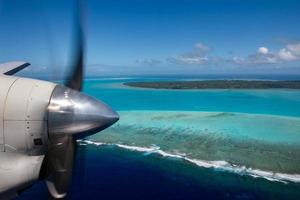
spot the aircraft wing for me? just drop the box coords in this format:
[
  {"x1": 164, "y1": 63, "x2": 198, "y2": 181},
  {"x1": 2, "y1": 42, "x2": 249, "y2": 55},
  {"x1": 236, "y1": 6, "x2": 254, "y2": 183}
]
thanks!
[{"x1": 0, "y1": 61, "x2": 30, "y2": 75}]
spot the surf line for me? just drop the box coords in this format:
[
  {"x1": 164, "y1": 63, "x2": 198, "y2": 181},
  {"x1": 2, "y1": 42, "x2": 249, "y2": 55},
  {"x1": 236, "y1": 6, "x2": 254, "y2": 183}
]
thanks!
[{"x1": 77, "y1": 139, "x2": 300, "y2": 184}]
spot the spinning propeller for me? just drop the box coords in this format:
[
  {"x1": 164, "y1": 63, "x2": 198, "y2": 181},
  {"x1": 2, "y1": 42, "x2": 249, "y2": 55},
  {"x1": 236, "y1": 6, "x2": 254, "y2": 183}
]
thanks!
[{"x1": 39, "y1": 1, "x2": 119, "y2": 198}]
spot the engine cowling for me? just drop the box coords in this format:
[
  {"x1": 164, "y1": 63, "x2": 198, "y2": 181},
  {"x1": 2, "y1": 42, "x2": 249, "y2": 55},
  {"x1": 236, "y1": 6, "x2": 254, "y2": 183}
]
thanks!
[
  {"x1": 0, "y1": 76, "x2": 55, "y2": 195},
  {"x1": 2, "y1": 77, "x2": 55, "y2": 155}
]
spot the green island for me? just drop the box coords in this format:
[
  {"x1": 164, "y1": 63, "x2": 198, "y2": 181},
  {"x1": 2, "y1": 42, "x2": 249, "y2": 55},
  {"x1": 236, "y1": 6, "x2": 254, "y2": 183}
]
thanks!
[{"x1": 124, "y1": 80, "x2": 300, "y2": 89}]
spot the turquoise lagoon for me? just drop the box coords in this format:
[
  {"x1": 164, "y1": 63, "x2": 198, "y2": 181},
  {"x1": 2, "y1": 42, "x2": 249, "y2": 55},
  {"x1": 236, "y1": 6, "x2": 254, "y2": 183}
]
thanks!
[
  {"x1": 19, "y1": 77, "x2": 300, "y2": 199},
  {"x1": 82, "y1": 78, "x2": 300, "y2": 183}
]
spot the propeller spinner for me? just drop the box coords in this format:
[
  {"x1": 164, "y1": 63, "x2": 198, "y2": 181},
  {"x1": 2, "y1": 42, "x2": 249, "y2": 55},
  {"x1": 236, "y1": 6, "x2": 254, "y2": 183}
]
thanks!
[
  {"x1": 45, "y1": 86, "x2": 119, "y2": 198},
  {"x1": 48, "y1": 85, "x2": 119, "y2": 137}
]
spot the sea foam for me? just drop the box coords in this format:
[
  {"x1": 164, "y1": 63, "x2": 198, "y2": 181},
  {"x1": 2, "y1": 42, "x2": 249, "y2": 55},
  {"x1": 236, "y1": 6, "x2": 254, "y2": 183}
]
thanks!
[{"x1": 77, "y1": 139, "x2": 300, "y2": 184}]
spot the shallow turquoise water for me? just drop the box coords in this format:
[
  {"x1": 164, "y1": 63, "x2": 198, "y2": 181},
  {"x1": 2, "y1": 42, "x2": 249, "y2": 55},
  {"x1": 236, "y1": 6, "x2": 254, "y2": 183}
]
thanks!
[
  {"x1": 83, "y1": 79, "x2": 300, "y2": 117},
  {"x1": 84, "y1": 78, "x2": 300, "y2": 178},
  {"x1": 89, "y1": 111, "x2": 300, "y2": 175},
  {"x1": 110, "y1": 111, "x2": 300, "y2": 144}
]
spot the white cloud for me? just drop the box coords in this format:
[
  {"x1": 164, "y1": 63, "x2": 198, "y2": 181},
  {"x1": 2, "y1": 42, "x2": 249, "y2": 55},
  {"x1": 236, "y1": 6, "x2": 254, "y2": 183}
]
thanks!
[
  {"x1": 233, "y1": 43, "x2": 300, "y2": 65},
  {"x1": 286, "y1": 43, "x2": 300, "y2": 56},
  {"x1": 278, "y1": 48, "x2": 298, "y2": 61},
  {"x1": 251, "y1": 52, "x2": 278, "y2": 64},
  {"x1": 169, "y1": 42, "x2": 210, "y2": 65},
  {"x1": 258, "y1": 47, "x2": 269, "y2": 54},
  {"x1": 171, "y1": 56, "x2": 208, "y2": 65},
  {"x1": 232, "y1": 57, "x2": 245, "y2": 64},
  {"x1": 167, "y1": 42, "x2": 300, "y2": 67},
  {"x1": 272, "y1": 43, "x2": 300, "y2": 62},
  {"x1": 194, "y1": 42, "x2": 210, "y2": 53},
  {"x1": 136, "y1": 58, "x2": 162, "y2": 66}
]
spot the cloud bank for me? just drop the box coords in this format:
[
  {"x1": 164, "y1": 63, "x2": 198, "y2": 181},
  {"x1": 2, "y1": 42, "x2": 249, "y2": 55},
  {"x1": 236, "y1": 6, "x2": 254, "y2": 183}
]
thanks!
[
  {"x1": 170, "y1": 42, "x2": 300, "y2": 66},
  {"x1": 233, "y1": 43, "x2": 300, "y2": 65}
]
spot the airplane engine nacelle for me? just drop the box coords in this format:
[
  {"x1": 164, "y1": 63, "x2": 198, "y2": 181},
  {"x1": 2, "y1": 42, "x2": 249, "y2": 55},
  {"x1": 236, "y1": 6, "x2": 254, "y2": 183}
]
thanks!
[
  {"x1": 0, "y1": 76, "x2": 56, "y2": 195},
  {"x1": 0, "y1": 61, "x2": 119, "y2": 197},
  {"x1": 0, "y1": 76, "x2": 56, "y2": 155}
]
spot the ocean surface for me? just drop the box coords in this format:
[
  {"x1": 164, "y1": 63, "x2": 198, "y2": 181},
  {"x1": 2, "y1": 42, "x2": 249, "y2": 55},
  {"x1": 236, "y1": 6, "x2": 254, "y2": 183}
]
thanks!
[{"x1": 19, "y1": 76, "x2": 300, "y2": 200}]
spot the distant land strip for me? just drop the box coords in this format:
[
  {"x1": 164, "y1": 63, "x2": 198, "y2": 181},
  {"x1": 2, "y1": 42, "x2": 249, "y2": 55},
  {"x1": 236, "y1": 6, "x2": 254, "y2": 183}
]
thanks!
[{"x1": 124, "y1": 80, "x2": 300, "y2": 89}]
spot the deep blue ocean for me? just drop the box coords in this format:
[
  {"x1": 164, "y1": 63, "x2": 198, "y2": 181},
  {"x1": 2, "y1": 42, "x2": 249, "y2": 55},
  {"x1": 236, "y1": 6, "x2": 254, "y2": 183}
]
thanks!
[{"x1": 18, "y1": 75, "x2": 300, "y2": 200}]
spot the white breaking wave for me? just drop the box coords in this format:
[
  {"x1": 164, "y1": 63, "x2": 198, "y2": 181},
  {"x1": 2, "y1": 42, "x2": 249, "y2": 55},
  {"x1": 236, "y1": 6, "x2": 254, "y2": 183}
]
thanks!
[
  {"x1": 87, "y1": 77, "x2": 137, "y2": 81},
  {"x1": 77, "y1": 139, "x2": 300, "y2": 184},
  {"x1": 78, "y1": 139, "x2": 104, "y2": 146}
]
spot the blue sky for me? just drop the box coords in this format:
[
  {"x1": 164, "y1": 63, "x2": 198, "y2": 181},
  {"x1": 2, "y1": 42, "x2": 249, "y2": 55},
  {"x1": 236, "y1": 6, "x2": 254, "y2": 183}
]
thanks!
[{"x1": 1, "y1": 0, "x2": 300, "y2": 77}]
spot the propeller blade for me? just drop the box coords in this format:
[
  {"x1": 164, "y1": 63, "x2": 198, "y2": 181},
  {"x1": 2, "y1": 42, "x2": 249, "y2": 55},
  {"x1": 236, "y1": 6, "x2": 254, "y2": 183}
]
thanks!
[
  {"x1": 43, "y1": 1, "x2": 119, "y2": 198},
  {"x1": 46, "y1": 136, "x2": 75, "y2": 199},
  {"x1": 66, "y1": 0, "x2": 84, "y2": 91},
  {"x1": 45, "y1": 1, "x2": 84, "y2": 195}
]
